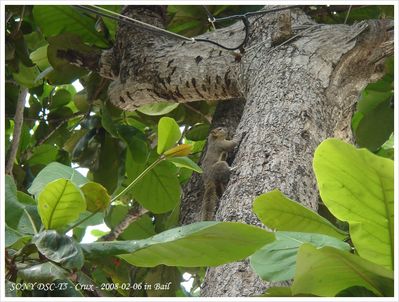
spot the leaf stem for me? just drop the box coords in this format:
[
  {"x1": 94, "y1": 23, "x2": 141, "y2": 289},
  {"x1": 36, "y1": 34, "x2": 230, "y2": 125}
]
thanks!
[
  {"x1": 65, "y1": 211, "x2": 99, "y2": 233},
  {"x1": 111, "y1": 156, "x2": 164, "y2": 203}
]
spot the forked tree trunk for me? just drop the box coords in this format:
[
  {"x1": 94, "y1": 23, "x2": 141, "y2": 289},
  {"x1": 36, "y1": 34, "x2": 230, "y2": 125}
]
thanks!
[{"x1": 73, "y1": 5, "x2": 393, "y2": 297}]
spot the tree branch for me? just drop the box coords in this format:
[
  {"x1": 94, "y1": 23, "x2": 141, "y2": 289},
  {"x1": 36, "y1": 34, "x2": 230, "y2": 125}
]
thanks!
[
  {"x1": 6, "y1": 88, "x2": 28, "y2": 175},
  {"x1": 100, "y1": 207, "x2": 148, "y2": 241}
]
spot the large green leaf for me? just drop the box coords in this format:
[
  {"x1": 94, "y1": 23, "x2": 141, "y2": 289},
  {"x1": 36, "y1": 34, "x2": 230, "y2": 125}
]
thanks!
[
  {"x1": 157, "y1": 117, "x2": 181, "y2": 154},
  {"x1": 250, "y1": 231, "x2": 350, "y2": 282},
  {"x1": 37, "y1": 178, "x2": 86, "y2": 231},
  {"x1": 32, "y1": 5, "x2": 108, "y2": 47},
  {"x1": 82, "y1": 221, "x2": 275, "y2": 267},
  {"x1": 33, "y1": 230, "x2": 84, "y2": 270},
  {"x1": 292, "y1": 244, "x2": 394, "y2": 297},
  {"x1": 313, "y1": 139, "x2": 394, "y2": 270},
  {"x1": 253, "y1": 190, "x2": 347, "y2": 240},
  {"x1": 17, "y1": 262, "x2": 69, "y2": 283},
  {"x1": 28, "y1": 162, "x2": 88, "y2": 196},
  {"x1": 128, "y1": 158, "x2": 181, "y2": 214}
]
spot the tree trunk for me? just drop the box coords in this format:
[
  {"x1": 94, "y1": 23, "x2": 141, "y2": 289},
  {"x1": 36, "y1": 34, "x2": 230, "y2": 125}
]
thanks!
[{"x1": 68, "y1": 5, "x2": 393, "y2": 297}]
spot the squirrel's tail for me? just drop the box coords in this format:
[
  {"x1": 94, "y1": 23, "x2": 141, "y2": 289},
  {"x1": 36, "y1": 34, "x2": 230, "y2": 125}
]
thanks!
[{"x1": 201, "y1": 181, "x2": 218, "y2": 221}]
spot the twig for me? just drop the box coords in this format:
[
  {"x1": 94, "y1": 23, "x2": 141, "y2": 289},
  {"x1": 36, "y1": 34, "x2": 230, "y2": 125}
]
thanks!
[
  {"x1": 34, "y1": 120, "x2": 68, "y2": 147},
  {"x1": 100, "y1": 207, "x2": 148, "y2": 241},
  {"x1": 6, "y1": 88, "x2": 28, "y2": 175}
]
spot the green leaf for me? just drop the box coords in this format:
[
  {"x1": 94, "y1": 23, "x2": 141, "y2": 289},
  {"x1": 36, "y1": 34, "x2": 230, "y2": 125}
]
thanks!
[
  {"x1": 128, "y1": 158, "x2": 181, "y2": 214},
  {"x1": 166, "y1": 156, "x2": 202, "y2": 173},
  {"x1": 37, "y1": 178, "x2": 86, "y2": 230},
  {"x1": 185, "y1": 123, "x2": 210, "y2": 141},
  {"x1": 250, "y1": 231, "x2": 350, "y2": 282},
  {"x1": 157, "y1": 117, "x2": 181, "y2": 154},
  {"x1": 117, "y1": 124, "x2": 148, "y2": 163},
  {"x1": 29, "y1": 44, "x2": 50, "y2": 70},
  {"x1": 27, "y1": 144, "x2": 58, "y2": 166},
  {"x1": 32, "y1": 5, "x2": 109, "y2": 47},
  {"x1": 5, "y1": 175, "x2": 25, "y2": 229},
  {"x1": 46, "y1": 33, "x2": 91, "y2": 84},
  {"x1": 263, "y1": 287, "x2": 294, "y2": 297},
  {"x1": 101, "y1": 103, "x2": 118, "y2": 137},
  {"x1": 17, "y1": 262, "x2": 69, "y2": 283},
  {"x1": 5, "y1": 224, "x2": 30, "y2": 247},
  {"x1": 81, "y1": 182, "x2": 110, "y2": 212},
  {"x1": 28, "y1": 162, "x2": 88, "y2": 196},
  {"x1": 253, "y1": 190, "x2": 347, "y2": 240},
  {"x1": 137, "y1": 102, "x2": 179, "y2": 116},
  {"x1": 92, "y1": 134, "x2": 122, "y2": 193},
  {"x1": 292, "y1": 244, "x2": 394, "y2": 297},
  {"x1": 82, "y1": 221, "x2": 275, "y2": 267},
  {"x1": 5, "y1": 176, "x2": 40, "y2": 235},
  {"x1": 313, "y1": 139, "x2": 394, "y2": 270},
  {"x1": 33, "y1": 230, "x2": 84, "y2": 270},
  {"x1": 354, "y1": 96, "x2": 394, "y2": 151},
  {"x1": 12, "y1": 61, "x2": 42, "y2": 88},
  {"x1": 50, "y1": 89, "x2": 72, "y2": 109},
  {"x1": 145, "y1": 266, "x2": 180, "y2": 297},
  {"x1": 336, "y1": 286, "x2": 378, "y2": 297}
]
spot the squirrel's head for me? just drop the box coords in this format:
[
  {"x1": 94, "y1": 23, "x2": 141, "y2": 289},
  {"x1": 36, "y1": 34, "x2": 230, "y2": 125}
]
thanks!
[{"x1": 210, "y1": 127, "x2": 227, "y2": 140}]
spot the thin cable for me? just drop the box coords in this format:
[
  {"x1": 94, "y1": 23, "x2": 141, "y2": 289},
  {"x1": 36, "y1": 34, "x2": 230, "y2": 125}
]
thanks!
[
  {"x1": 344, "y1": 5, "x2": 352, "y2": 24},
  {"x1": 196, "y1": 16, "x2": 250, "y2": 51},
  {"x1": 73, "y1": 5, "x2": 301, "y2": 51},
  {"x1": 74, "y1": 5, "x2": 193, "y2": 42}
]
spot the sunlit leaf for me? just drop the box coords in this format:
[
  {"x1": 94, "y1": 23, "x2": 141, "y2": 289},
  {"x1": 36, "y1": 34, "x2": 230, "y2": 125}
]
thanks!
[
  {"x1": 314, "y1": 139, "x2": 394, "y2": 270},
  {"x1": 37, "y1": 178, "x2": 86, "y2": 230},
  {"x1": 253, "y1": 190, "x2": 347, "y2": 240},
  {"x1": 292, "y1": 244, "x2": 393, "y2": 297},
  {"x1": 82, "y1": 221, "x2": 275, "y2": 267},
  {"x1": 157, "y1": 117, "x2": 181, "y2": 154}
]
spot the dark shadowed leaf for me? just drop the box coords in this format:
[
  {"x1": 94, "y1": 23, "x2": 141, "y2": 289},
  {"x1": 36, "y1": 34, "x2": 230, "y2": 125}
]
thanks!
[
  {"x1": 33, "y1": 230, "x2": 84, "y2": 269},
  {"x1": 18, "y1": 262, "x2": 69, "y2": 282}
]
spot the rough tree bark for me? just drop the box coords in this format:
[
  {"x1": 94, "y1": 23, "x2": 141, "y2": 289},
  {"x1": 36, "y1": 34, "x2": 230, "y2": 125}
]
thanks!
[{"x1": 66, "y1": 5, "x2": 393, "y2": 297}]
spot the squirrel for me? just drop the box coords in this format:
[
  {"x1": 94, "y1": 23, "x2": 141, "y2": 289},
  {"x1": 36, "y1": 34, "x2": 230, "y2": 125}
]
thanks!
[{"x1": 201, "y1": 127, "x2": 237, "y2": 220}]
